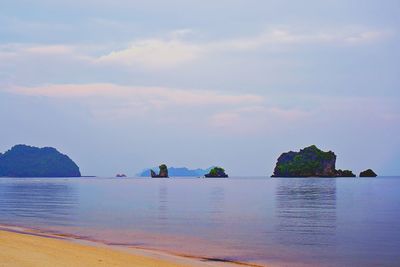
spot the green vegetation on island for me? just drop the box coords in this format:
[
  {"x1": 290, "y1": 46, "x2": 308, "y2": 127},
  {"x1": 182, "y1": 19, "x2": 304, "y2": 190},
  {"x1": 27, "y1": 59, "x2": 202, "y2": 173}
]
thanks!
[
  {"x1": 205, "y1": 167, "x2": 228, "y2": 178},
  {"x1": 272, "y1": 145, "x2": 356, "y2": 177},
  {"x1": 0, "y1": 144, "x2": 81, "y2": 177}
]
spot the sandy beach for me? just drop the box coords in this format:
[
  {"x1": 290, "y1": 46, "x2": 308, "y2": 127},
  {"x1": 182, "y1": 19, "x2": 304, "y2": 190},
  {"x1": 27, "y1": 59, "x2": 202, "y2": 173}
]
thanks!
[{"x1": 0, "y1": 228, "x2": 250, "y2": 267}]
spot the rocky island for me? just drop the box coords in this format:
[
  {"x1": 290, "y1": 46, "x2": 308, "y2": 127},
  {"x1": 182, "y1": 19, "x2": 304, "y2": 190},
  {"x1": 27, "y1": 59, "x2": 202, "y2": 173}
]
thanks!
[
  {"x1": 151, "y1": 164, "x2": 169, "y2": 178},
  {"x1": 336, "y1": 169, "x2": 356, "y2": 177},
  {"x1": 0, "y1": 144, "x2": 81, "y2": 177},
  {"x1": 205, "y1": 167, "x2": 228, "y2": 178},
  {"x1": 272, "y1": 145, "x2": 355, "y2": 177},
  {"x1": 359, "y1": 169, "x2": 377, "y2": 177}
]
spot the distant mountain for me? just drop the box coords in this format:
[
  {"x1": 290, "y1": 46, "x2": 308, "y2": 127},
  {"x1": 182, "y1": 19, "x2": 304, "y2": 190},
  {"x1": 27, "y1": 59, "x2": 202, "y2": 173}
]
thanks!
[
  {"x1": 138, "y1": 166, "x2": 213, "y2": 177},
  {"x1": 0, "y1": 144, "x2": 81, "y2": 177}
]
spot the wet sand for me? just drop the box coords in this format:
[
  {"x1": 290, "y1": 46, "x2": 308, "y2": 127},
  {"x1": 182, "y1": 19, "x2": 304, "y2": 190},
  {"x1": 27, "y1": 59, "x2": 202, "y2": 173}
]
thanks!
[{"x1": 0, "y1": 227, "x2": 262, "y2": 267}]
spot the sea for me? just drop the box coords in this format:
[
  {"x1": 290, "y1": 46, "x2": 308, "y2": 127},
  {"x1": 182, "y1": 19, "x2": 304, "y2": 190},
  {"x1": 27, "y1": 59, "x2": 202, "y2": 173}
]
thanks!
[{"x1": 0, "y1": 176, "x2": 399, "y2": 266}]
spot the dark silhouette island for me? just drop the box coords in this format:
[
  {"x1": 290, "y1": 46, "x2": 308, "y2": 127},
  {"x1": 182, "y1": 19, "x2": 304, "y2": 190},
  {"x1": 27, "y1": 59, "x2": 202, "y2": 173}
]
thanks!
[
  {"x1": 151, "y1": 164, "x2": 169, "y2": 178},
  {"x1": 272, "y1": 145, "x2": 355, "y2": 177},
  {"x1": 336, "y1": 169, "x2": 356, "y2": 177},
  {"x1": 0, "y1": 144, "x2": 81, "y2": 177},
  {"x1": 205, "y1": 167, "x2": 228, "y2": 178},
  {"x1": 360, "y1": 169, "x2": 377, "y2": 177}
]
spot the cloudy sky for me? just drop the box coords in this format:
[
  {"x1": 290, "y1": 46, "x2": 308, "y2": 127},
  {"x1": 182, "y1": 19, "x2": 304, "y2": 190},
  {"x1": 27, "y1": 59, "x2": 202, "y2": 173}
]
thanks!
[{"x1": 1, "y1": 0, "x2": 399, "y2": 176}]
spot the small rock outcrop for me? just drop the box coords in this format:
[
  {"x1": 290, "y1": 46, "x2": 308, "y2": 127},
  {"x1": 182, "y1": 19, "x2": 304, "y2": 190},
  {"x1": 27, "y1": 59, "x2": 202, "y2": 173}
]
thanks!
[
  {"x1": 272, "y1": 145, "x2": 356, "y2": 178},
  {"x1": 116, "y1": 174, "x2": 127, "y2": 178},
  {"x1": 0, "y1": 144, "x2": 81, "y2": 177},
  {"x1": 336, "y1": 169, "x2": 356, "y2": 177},
  {"x1": 205, "y1": 167, "x2": 228, "y2": 178},
  {"x1": 359, "y1": 169, "x2": 377, "y2": 177},
  {"x1": 151, "y1": 164, "x2": 169, "y2": 178}
]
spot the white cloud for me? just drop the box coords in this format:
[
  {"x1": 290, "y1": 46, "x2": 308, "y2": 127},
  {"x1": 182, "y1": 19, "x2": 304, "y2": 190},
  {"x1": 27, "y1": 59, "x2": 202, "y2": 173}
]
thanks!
[
  {"x1": 3, "y1": 82, "x2": 399, "y2": 138},
  {"x1": 8, "y1": 82, "x2": 315, "y2": 134},
  {"x1": 96, "y1": 39, "x2": 202, "y2": 69},
  {"x1": 214, "y1": 29, "x2": 391, "y2": 50},
  {"x1": 23, "y1": 45, "x2": 75, "y2": 55},
  {"x1": 344, "y1": 31, "x2": 390, "y2": 44},
  {"x1": 210, "y1": 106, "x2": 308, "y2": 134},
  {"x1": 4, "y1": 83, "x2": 309, "y2": 134},
  {"x1": 0, "y1": 26, "x2": 391, "y2": 71},
  {"x1": 8, "y1": 83, "x2": 265, "y2": 124},
  {"x1": 10, "y1": 83, "x2": 263, "y2": 106},
  {"x1": 0, "y1": 43, "x2": 90, "y2": 59},
  {"x1": 95, "y1": 27, "x2": 392, "y2": 69}
]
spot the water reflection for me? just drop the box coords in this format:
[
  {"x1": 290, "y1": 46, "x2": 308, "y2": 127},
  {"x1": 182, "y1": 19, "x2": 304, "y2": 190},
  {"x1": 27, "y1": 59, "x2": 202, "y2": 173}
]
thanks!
[
  {"x1": 157, "y1": 181, "x2": 169, "y2": 224},
  {"x1": 209, "y1": 186, "x2": 225, "y2": 216},
  {"x1": 0, "y1": 179, "x2": 78, "y2": 226},
  {"x1": 275, "y1": 178, "x2": 337, "y2": 247}
]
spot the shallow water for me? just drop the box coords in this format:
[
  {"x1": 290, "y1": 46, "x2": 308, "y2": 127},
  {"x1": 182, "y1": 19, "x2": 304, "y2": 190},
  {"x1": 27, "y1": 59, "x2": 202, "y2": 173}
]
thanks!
[{"x1": 0, "y1": 177, "x2": 399, "y2": 266}]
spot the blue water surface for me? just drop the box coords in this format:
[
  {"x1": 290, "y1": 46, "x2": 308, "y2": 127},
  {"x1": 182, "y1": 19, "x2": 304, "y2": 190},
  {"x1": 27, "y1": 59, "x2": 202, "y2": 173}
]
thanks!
[{"x1": 0, "y1": 177, "x2": 399, "y2": 266}]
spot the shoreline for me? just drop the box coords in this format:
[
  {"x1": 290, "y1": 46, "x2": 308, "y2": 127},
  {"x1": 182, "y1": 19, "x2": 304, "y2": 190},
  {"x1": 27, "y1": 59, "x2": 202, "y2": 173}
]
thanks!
[{"x1": 0, "y1": 224, "x2": 264, "y2": 267}]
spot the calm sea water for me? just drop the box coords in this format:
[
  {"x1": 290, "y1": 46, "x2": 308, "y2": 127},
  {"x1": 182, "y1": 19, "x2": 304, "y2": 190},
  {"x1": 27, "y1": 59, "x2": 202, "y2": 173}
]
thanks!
[{"x1": 0, "y1": 177, "x2": 399, "y2": 266}]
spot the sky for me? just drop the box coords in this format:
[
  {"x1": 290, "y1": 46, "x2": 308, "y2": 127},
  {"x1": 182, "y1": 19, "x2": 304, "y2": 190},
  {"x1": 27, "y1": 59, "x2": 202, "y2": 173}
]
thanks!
[{"x1": 0, "y1": 0, "x2": 399, "y2": 176}]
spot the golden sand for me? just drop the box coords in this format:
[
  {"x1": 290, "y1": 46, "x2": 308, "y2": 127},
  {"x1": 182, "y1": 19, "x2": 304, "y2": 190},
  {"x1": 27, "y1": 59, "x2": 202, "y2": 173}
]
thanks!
[{"x1": 0, "y1": 229, "x2": 227, "y2": 267}]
